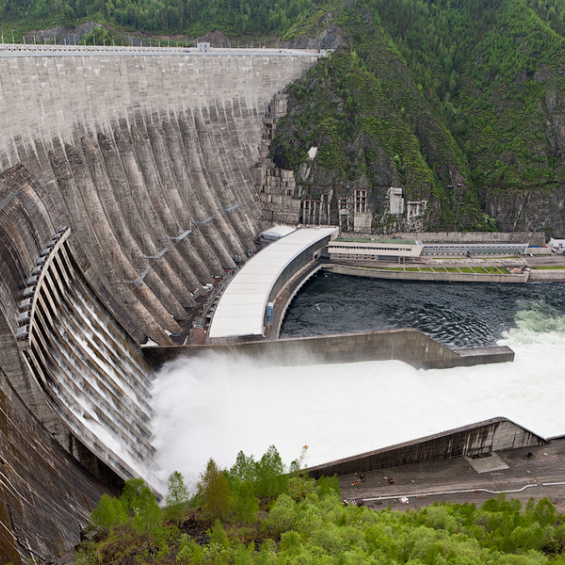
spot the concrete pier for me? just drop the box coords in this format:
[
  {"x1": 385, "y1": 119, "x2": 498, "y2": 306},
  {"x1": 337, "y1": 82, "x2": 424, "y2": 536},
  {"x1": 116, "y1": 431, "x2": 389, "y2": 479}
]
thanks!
[
  {"x1": 143, "y1": 328, "x2": 514, "y2": 370},
  {"x1": 337, "y1": 435, "x2": 565, "y2": 512},
  {"x1": 307, "y1": 417, "x2": 548, "y2": 479}
]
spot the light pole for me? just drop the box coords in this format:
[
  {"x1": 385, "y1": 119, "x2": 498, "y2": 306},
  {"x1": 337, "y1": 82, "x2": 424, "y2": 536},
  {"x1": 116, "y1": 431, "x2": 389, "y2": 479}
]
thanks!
[{"x1": 11, "y1": 29, "x2": 14, "y2": 44}]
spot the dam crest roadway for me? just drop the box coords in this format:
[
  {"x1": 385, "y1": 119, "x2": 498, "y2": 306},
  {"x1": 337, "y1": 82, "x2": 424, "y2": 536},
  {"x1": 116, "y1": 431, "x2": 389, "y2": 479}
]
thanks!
[{"x1": 0, "y1": 42, "x2": 329, "y2": 58}]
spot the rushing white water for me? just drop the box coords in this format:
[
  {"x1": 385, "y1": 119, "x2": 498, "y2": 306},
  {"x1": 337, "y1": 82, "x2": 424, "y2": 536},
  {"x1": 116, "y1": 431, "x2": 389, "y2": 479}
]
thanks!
[{"x1": 151, "y1": 303, "x2": 565, "y2": 489}]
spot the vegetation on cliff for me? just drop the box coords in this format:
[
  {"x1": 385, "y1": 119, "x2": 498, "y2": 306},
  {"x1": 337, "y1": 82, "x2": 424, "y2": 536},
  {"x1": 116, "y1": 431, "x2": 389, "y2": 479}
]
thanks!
[
  {"x1": 75, "y1": 447, "x2": 565, "y2": 564},
  {"x1": 0, "y1": 0, "x2": 322, "y2": 36},
  {"x1": 271, "y1": 0, "x2": 565, "y2": 231}
]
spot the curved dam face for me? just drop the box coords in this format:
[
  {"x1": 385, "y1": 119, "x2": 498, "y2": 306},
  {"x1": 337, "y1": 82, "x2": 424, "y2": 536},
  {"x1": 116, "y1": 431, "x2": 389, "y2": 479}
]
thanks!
[{"x1": 0, "y1": 47, "x2": 321, "y2": 563}]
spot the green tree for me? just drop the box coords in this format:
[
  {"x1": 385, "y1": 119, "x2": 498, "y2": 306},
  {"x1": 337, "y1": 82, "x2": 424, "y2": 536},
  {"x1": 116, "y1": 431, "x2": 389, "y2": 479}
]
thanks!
[
  {"x1": 165, "y1": 470, "x2": 190, "y2": 526},
  {"x1": 177, "y1": 533, "x2": 205, "y2": 564},
  {"x1": 89, "y1": 493, "x2": 128, "y2": 531},
  {"x1": 229, "y1": 450, "x2": 257, "y2": 484},
  {"x1": 265, "y1": 493, "x2": 297, "y2": 537},
  {"x1": 121, "y1": 478, "x2": 163, "y2": 537},
  {"x1": 209, "y1": 518, "x2": 230, "y2": 548},
  {"x1": 255, "y1": 445, "x2": 289, "y2": 499},
  {"x1": 198, "y1": 459, "x2": 231, "y2": 520},
  {"x1": 230, "y1": 480, "x2": 259, "y2": 524}
]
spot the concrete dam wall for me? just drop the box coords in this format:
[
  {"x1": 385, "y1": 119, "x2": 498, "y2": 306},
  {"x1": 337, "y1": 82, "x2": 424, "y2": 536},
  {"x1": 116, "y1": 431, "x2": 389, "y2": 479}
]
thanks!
[
  {"x1": 307, "y1": 417, "x2": 548, "y2": 479},
  {"x1": 0, "y1": 48, "x2": 321, "y2": 344},
  {"x1": 0, "y1": 47, "x2": 322, "y2": 563}
]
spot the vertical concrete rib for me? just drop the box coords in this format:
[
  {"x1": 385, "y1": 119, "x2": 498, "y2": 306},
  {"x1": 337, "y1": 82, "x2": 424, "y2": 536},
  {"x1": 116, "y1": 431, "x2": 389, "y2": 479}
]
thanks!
[
  {"x1": 162, "y1": 116, "x2": 235, "y2": 268},
  {"x1": 49, "y1": 146, "x2": 178, "y2": 341},
  {"x1": 129, "y1": 123, "x2": 204, "y2": 291},
  {"x1": 206, "y1": 101, "x2": 260, "y2": 248},
  {"x1": 145, "y1": 120, "x2": 222, "y2": 279},
  {"x1": 111, "y1": 128, "x2": 195, "y2": 310},
  {"x1": 83, "y1": 134, "x2": 195, "y2": 315},
  {"x1": 190, "y1": 110, "x2": 247, "y2": 257},
  {"x1": 97, "y1": 129, "x2": 195, "y2": 313},
  {"x1": 220, "y1": 99, "x2": 262, "y2": 229}
]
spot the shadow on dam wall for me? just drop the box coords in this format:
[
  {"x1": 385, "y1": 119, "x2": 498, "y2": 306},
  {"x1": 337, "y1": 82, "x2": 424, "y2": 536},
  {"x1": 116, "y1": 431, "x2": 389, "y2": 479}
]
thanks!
[{"x1": 0, "y1": 49, "x2": 322, "y2": 563}]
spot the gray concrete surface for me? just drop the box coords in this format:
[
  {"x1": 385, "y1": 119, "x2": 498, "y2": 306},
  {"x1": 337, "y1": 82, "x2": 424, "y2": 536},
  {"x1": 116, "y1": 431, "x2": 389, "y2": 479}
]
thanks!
[
  {"x1": 340, "y1": 438, "x2": 565, "y2": 513},
  {"x1": 143, "y1": 328, "x2": 514, "y2": 369},
  {"x1": 325, "y1": 254, "x2": 565, "y2": 283}
]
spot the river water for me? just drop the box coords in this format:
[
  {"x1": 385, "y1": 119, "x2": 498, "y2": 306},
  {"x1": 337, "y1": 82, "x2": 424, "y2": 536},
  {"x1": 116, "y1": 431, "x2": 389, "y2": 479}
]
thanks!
[
  {"x1": 280, "y1": 273, "x2": 565, "y2": 346},
  {"x1": 151, "y1": 277, "x2": 565, "y2": 488}
]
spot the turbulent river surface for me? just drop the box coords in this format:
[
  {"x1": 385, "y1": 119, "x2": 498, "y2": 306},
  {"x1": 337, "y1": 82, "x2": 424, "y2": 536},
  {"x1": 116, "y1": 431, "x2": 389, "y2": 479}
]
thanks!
[
  {"x1": 152, "y1": 278, "x2": 565, "y2": 488},
  {"x1": 280, "y1": 273, "x2": 565, "y2": 346}
]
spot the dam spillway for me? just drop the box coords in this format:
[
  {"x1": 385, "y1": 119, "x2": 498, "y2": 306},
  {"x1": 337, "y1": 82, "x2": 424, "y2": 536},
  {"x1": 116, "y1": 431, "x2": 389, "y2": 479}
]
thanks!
[{"x1": 0, "y1": 45, "x2": 323, "y2": 563}]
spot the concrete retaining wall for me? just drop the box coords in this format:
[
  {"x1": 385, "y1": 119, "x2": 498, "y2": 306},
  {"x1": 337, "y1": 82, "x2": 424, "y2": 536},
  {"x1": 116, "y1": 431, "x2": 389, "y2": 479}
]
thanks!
[
  {"x1": 307, "y1": 417, "x2": 548, "y2": 479},
  {"x1": 393, "y1": 231, "x2": 545, "y2": 245},
  {"x1": 324, "y1": 263, "x2": 530, "y2": 283},
  {"x1": 143, "y1": 328, "x2": 514, "y2": 369},
  {"x1": 528, "y1": 270, "x2": 565, "y2": 282}
]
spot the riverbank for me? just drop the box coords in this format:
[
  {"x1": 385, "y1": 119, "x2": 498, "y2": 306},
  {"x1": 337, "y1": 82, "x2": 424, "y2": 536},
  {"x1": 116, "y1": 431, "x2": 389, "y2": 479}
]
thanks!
[{"x1": 323, "y1": 254, "x2": 565, "y2": 283}]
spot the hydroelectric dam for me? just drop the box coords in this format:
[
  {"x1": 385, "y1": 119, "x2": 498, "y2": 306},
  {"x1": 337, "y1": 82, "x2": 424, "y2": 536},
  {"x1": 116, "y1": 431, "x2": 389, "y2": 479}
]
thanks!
[
  {"x1": 0, "y1": 44, "x2": 323, "y2": 563},
  {"x1": 0, "y1": 45, "x2": 542, "y2": 564}
]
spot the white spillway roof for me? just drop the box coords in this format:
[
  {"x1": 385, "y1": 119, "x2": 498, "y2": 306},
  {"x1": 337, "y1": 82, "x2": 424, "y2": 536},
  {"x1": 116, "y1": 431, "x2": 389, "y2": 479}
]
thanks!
[
  {"x1": 260, "y1": 225, "x2": 296, "y2": 239},
  {"x1": 208, "y1": 227, "x2": 338, "y2": 339}
]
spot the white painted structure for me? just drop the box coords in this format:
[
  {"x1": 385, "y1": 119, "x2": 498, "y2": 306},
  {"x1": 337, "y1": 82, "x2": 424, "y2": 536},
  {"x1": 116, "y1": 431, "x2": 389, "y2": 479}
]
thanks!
[
  {"x1": 327, "y1": 238, "x2": 423, "y2": 264},
  {"x1": 259, "y1": 225, "x2": 296, "y2": 244},
  {"x1": 209, "y1": 227, "x2": 338, "y2": 340},
  {"x1": 548, "y1": 238, "x2": 565, "y2": 253}
]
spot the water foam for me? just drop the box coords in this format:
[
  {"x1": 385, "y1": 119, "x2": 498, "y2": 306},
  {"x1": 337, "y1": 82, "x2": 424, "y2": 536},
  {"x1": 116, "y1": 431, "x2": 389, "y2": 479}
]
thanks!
[{"x1": 151, "y1": 303, "x2": 565, "y2": 489}]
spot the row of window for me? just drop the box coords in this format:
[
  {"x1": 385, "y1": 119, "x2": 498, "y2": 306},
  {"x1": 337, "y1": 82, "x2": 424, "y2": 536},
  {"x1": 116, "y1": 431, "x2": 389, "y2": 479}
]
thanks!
[{"x1": 329, "y1": 245, "x2": 414, "y2": 253}]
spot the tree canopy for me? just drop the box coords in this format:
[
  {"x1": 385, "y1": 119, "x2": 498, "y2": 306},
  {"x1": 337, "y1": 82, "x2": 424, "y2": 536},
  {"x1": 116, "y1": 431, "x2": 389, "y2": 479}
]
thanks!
[{"x1": 77, "y1": 447, "x2": 565, "y2": 565}]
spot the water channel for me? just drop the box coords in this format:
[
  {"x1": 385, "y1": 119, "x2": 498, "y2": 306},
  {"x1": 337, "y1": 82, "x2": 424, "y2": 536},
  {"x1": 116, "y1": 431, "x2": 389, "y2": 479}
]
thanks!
[{"x1": 152, "y1": 278, "x2": 565, "y2": 487}]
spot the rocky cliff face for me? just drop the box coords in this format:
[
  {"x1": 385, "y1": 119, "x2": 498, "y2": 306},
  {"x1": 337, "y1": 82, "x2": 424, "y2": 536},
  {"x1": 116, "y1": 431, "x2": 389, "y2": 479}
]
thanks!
[{"x1": 266, "y1": 0, "x2": 565, "y2": 234}]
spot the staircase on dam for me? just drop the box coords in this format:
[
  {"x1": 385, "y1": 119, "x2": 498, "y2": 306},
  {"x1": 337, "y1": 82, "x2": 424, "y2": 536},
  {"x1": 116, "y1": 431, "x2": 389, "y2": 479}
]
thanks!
[{"x1": 0, "y1": 46, "x2": 324, "y2": 563}]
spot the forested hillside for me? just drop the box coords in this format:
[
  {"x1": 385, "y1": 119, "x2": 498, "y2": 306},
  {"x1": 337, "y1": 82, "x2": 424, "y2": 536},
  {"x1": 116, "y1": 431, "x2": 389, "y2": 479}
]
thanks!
[
  {"x1": 0, "y1": 0, "x2": 322, "y2": 35},
  {"x1": 76, "y1": 447, "x2": 565, "y2": 565},
  {"x1": 3, "y1": 0, "x2": 565, "y2": 232},
  {"x1": 272, "y1": 0, "x2": 565, "y2": 231}
]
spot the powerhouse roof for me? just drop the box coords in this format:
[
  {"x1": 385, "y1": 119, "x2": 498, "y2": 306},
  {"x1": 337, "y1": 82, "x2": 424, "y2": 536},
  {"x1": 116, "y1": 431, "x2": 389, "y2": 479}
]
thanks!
[
  {"x1": 260, "y1": 225, "x2": 296, "y2": 239},
  {"x1": 208, "y1": 227, "x2": 338, "y2": 339}
]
